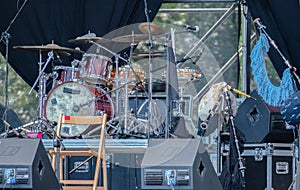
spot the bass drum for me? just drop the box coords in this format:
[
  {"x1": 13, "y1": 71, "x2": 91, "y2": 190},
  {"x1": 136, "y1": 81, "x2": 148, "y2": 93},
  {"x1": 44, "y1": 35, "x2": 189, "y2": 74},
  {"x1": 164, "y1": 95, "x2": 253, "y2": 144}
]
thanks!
[{"x1": 45, "y1": 82, "x2": 114, "y2": 137}]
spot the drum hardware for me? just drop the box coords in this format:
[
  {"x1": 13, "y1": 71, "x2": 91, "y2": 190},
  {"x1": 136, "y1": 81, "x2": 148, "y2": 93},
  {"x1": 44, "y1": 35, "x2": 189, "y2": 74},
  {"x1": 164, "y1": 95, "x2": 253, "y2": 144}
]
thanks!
[
  {"x1": 106, "y1": 115, "x2": 150, "y2": 139},
  {"x1": 140, "y1": 3, "x2": 156, "y2": 138},
  {"x1": 79, "y1": 79, "x2": 132, "y2": 108},
  {"x1": 88, "y1": 40, "x2": 150, "y2": 130},
  {"x1": 27, "y1": 50, "x2": 54, "y2": 131},
  {"x1": 14, "y1": 43, "x2": 85, "y2": 121},
  {"x1": 91, "y1": 32, "x2": 162, "y2": 138},
  {"x1": 0, "y1": 120, "x2": 26, "y2": 138},
  {"x1": 71, "y1": 59, "x2": 81, "y2": 81},
  {"x1": 0, "y1": 120, "x2": 42, "y2": 138},
  {"x1": 68, "y1": 31, "x2": 110, "y2": 44},
  {"x1": 0, "y1": 0, "x2": 29, "y2": 137}
]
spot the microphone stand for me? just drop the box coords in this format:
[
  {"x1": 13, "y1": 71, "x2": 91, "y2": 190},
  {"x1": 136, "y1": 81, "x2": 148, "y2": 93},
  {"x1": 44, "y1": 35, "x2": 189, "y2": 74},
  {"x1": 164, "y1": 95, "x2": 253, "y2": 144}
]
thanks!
[
  {"x1": 223, "y1": 87, "x2": 246, "y2": 188},
  {"x1": 0, "y1": 0, "x2": 29, "y2": 137},
  {"x1": 143, "y1": 0, "x2": 154, "y2": 139}
]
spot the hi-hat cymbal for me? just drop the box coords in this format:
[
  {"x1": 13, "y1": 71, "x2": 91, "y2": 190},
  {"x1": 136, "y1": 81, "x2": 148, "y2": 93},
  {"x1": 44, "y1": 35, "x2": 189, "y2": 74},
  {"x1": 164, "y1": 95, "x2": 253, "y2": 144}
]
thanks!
[
  {"x1": 138, "y1": 23, "x2": 164, "y2": 35},
  {"x1": 68, "y1": 36, "x2": 110, "y2": 44},
  {"x1": 13, "y1": 43, "x2": 84, "y2": 54},
  {"x1": 68, "y1": 32, "x2": 110, "y2": 44},
  {"x1": 112, "y1": 34, "x2": 149, "y2": 43}
]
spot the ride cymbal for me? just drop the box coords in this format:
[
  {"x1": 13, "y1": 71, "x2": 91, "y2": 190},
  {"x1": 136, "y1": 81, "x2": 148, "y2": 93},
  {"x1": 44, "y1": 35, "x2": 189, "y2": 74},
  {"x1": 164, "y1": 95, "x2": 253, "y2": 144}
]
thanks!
[
  {"x1": 112, "y1": 34, "x2": 149, "y2": 43},
  {"x1": 14, "y1": 43, "x2": 84, "y2": 54}
]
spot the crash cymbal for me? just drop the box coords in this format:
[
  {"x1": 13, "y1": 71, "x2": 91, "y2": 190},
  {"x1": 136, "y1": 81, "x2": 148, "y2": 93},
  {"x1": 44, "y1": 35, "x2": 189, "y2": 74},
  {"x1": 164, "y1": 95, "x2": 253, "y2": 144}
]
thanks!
[
  {"x1": 132, "y1": 51, "x2": 165, "y2": 59},
  {"x1": 112, "y1": 34, "x2": 149, "y2": 43},
  {"x1": 68, "y1": 33, "x2": 110, "y2": 44},
  {"x1": 138, "y1": 23, "x2": 164, "y2": 35},
  {"x1": 13, "y1": 43, "x2": 84, "y2": 54}
]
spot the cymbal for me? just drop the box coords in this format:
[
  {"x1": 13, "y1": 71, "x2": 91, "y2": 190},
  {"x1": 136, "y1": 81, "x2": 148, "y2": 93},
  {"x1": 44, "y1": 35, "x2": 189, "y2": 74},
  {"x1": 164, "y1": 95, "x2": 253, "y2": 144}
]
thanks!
[
  {"x1": 138, "y1": 23, "x2": 164, "y2": 35},
  {"x1": 68, "y1": 34, "x2": 110, "y2": 44},
  {"x1": 112, "y1": 34, "x2": 149, "y2": 43},
  {"x1": 132, "y1": 51, "x2": 165, "y2": 59},
  {"x1": 13, "y1": 43, "x2": 84, "y2": 54}
]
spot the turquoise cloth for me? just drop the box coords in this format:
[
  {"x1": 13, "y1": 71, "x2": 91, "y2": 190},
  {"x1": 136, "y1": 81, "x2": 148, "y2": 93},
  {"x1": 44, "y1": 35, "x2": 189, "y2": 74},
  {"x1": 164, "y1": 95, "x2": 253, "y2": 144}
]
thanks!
[{"x1": 250, "y1": 33, "x2": 298, "y2": 106}]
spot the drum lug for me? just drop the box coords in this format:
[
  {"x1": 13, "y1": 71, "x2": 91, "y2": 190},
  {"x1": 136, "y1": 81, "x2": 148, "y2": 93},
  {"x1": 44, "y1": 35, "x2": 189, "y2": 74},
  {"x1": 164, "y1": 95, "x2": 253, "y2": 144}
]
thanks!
[{"x1": 97, "y1": 110, "x2": 105, "y2": 116}]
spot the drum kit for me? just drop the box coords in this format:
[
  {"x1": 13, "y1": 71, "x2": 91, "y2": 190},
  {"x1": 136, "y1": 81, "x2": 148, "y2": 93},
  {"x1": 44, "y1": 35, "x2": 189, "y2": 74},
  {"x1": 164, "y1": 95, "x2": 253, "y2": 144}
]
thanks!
[{"x1": 12, "y1": 23, "x2": 202, "y2": 139}]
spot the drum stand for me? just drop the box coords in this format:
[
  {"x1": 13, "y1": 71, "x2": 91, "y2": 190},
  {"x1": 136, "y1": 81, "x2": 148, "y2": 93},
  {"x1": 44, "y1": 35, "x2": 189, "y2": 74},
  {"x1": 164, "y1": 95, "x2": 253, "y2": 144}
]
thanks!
[
  {"x1": 89, "y1": 41, "x2": 149, "y2": 138},
  {"x1": 0, "y1": 0, "x2": 29, "y2": 137},
  {"x1": 29, "y1": 50, "x2": 54, "y2": 132}
]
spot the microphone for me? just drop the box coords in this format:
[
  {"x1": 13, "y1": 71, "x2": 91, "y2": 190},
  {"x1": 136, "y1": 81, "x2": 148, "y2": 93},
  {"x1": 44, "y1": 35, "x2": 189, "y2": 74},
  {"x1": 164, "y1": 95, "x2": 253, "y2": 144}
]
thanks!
[{"x1": 183, "y1": 25, "x2": 199, "y2": 32}]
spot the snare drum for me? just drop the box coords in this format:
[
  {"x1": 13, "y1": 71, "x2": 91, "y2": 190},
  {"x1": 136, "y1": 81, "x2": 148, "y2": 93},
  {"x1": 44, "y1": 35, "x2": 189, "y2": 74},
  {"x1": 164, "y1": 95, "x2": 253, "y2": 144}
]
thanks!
[
  {"x1": 111, "y1": 66, "x2": 146, "y2": 88},
  {"x1": 52, "y1": 66, "x2": 79, "y2": 88},
  {"x1": 45, "y1": 82, "x2": 114, "y2": 137},
  {"x1": 79, "y1": 53, "x2": 113, "y2": 84},
  {"x1": 162, "y1": 68, "x2": 201, "y2": 82}
]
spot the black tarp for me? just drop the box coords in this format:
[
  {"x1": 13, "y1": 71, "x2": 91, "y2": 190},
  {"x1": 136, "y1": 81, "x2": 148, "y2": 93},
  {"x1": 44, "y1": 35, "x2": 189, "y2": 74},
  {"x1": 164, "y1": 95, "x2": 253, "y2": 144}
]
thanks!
[
  {"x1": 0, "y1": 0, "x2": 163, "y2": 88},
  {"x1": 247, "y1": 0, "x2": 300, "y2": 79}
]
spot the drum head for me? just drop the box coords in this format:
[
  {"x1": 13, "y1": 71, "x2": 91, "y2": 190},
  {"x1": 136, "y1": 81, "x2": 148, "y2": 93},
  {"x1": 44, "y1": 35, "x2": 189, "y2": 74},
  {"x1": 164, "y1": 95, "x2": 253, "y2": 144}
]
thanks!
[{"x1": 45, "y1": 82, "x2": 107, "y2": 137}]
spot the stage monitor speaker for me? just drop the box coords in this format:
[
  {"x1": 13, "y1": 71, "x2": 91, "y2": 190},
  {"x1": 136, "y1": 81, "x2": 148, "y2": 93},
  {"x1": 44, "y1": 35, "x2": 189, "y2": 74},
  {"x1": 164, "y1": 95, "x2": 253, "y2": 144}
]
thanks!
[
  {"x1": 141, "y1": 139, "x2": 222, "y2": 190},
  {"x1": 0, "y1": 138, "x2": 60, "y2": 190},
  {"x1": 235, "y1": 90, "x2": 295, "y2": 143}
]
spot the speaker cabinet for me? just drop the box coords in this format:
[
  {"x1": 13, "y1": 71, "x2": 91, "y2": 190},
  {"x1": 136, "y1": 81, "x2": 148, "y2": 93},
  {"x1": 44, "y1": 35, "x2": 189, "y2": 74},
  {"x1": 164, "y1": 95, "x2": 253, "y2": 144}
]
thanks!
[
  {"x1": 235, "y1": 90, "x2": 295, "y2": 143},
  {"x1": 0, "y1": 139, "x2": 59, "y2": 190},
  {"x1": 141, "y1": 139, "x2": 222, "y2": 190}
]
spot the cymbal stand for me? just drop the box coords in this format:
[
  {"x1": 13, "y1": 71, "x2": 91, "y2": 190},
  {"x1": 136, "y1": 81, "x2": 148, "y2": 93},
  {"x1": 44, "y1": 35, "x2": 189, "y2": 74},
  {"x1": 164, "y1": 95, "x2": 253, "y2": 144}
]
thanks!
[
  {"x1": 0, "y1": 0, "x2": 29, "y2": 137},
  {"x1": 143, "y1": 0, "x2": 155, "y2": 138},
  {"x1": 29, "y1": 51, "x2": 54, "y2": 130},
  {"x1": 89, "y1": 41, "x2": 149, "y2": 136}
]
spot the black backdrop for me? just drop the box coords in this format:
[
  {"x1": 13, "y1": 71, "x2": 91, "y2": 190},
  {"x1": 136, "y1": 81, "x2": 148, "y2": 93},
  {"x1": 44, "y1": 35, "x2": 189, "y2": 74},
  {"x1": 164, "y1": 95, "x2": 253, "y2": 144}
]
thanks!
[
  {"x1": 0, "y1": 0, "x2": 163, "y2": 88},
  {"x1": 1, "y1": 0, "x2": 300, "y2": 89},
  {"x1": 247, "y1": 0, "x2": 300, "y2": 79}
]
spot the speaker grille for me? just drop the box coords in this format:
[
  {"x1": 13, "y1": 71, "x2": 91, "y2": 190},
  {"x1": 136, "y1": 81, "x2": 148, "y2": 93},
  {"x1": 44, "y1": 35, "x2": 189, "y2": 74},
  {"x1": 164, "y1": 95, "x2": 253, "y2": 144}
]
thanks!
[
  {"x1": 144, "y1": 169, "x2": 163, "y2": 185},
  {"x1": 0, "y1": 169, "x2": 3, "y2": 183},
  {"x1": 177, "y1": 169, "x2": 190, "y2": 185},
  {"x1": 15, "y1": 168, "x2": 29, "y2": 184}
]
